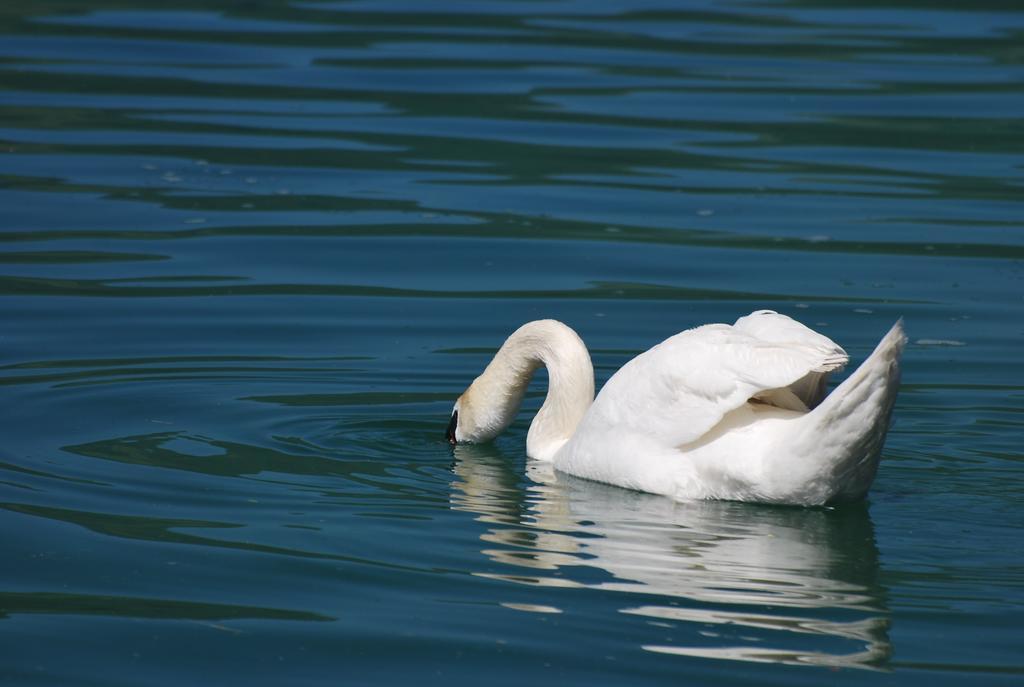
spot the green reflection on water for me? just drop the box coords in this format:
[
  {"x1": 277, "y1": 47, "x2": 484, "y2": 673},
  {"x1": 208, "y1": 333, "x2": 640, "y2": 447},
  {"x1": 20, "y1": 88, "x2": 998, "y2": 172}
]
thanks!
[{"x1": 0, "y1": 591, "x2": 332, "y2": 622}]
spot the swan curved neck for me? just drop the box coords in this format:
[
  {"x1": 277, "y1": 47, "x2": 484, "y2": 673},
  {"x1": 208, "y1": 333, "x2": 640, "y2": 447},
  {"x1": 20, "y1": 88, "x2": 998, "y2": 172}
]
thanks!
[{"x1": 460, "y1": 320, "x2": 594, "y2": 460}]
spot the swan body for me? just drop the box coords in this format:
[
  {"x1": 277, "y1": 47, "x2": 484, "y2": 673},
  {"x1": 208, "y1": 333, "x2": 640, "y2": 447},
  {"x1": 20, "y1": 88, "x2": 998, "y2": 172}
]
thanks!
[{"x1": 447, "y1": 311, "x2": 905, "y2": 506}]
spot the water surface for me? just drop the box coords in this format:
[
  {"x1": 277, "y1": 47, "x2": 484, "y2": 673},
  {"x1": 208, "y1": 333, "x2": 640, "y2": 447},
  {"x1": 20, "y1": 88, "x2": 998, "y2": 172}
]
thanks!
[{"x1": 2, "y1": 1, "x2": 1023, "y2": 685}]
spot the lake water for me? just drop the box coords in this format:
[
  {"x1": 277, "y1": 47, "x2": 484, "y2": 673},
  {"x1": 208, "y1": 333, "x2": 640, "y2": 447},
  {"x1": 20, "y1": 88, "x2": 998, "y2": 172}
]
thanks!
[{"x1": 2, "y1": 1, "x2": 1023, "y2": 684}]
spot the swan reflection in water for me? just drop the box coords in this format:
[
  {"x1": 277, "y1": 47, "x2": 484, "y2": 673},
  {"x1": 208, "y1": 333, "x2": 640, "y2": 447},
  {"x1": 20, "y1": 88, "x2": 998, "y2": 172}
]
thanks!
[{"x1": 450, "y1": 443, "x2": 891, "y2": 670}]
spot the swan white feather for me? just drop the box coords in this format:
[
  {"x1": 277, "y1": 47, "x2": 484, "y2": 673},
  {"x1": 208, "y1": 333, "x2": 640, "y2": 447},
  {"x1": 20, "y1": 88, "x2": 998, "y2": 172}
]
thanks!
[{"x1": 447, "y1": 310, "x2": 905, "y2": 506}]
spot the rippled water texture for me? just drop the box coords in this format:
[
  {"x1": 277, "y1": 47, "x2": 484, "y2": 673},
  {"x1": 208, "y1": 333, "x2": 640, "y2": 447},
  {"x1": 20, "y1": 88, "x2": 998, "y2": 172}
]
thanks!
[{"x1": 2, "y1": 1, "x2": 1023, "y2": 685}]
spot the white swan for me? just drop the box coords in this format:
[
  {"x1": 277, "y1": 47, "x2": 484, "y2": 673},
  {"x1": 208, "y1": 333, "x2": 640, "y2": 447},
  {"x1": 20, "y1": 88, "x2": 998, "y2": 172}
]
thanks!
[{"x1": 446, "y1": 310, "x2": 906, "y2": 506}]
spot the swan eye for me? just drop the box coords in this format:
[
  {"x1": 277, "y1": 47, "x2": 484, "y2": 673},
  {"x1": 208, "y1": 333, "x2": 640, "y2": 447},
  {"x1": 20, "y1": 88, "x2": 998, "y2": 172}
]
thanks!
[{"x1": 446, "y1": 410, "x2": 459, "y2": 445}]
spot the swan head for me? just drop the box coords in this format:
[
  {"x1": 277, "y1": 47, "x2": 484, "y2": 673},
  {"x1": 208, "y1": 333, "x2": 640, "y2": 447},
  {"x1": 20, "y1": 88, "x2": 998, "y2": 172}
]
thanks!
[{"x1": 446, "y1": 378, "x2": 520, "y2": 445}]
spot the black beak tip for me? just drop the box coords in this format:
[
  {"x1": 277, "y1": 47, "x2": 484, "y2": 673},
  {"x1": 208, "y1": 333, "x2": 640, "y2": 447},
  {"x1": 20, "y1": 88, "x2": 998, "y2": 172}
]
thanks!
[{"x1": 445, "y1": 410, "x2": 458, "y2": 446}]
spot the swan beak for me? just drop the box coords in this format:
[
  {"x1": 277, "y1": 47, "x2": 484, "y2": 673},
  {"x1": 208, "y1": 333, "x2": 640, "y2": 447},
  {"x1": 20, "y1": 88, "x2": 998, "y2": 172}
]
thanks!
[{"x1": 446, "y1": 410, "x2": 459, "y2": 445}]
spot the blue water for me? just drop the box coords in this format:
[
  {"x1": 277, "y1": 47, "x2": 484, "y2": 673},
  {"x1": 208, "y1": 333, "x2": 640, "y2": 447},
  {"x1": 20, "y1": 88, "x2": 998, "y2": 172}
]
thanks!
[{"x1": 2, "y1": 1, "x2": 1023, "y2": 684}]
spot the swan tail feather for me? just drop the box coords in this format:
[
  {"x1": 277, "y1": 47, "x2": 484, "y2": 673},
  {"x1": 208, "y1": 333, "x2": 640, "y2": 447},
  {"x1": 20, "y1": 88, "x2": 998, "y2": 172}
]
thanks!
[{"x1": 786, "y1": 320, "x2": 906, "y2": 505}]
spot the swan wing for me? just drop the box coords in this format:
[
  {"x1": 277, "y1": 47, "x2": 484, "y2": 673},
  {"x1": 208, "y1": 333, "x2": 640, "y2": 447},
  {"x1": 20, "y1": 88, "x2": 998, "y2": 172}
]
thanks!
[
  {"x1": 590, "y1": 312, "x2": 848, "y2": 449},
  {"x1": 733, "y1": 310, "x2": 848, "y2": 408}
]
